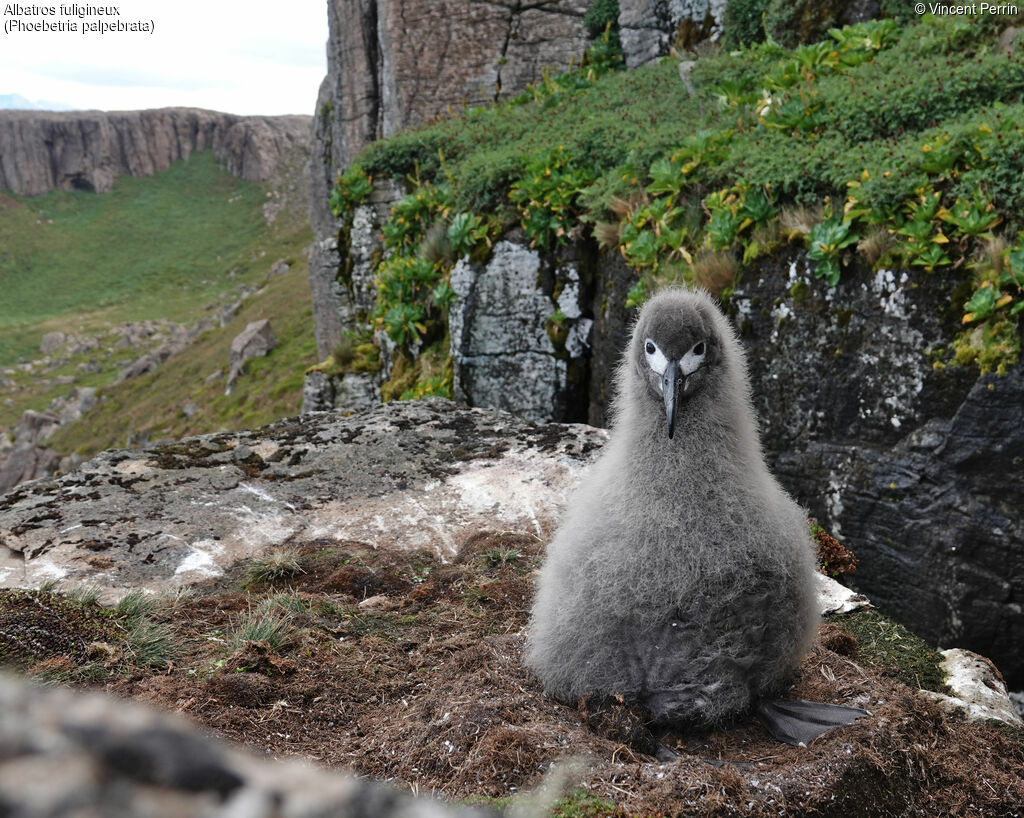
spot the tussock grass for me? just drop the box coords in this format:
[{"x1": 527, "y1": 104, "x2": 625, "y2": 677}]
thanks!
[
  {"x1": 63, "y1": 585, "x2": 102, "y2": 607},
  {"x1": 115, "y1": 589, "x2": 158, "y2": 622},
  {"x1": 229, "y1": 610, "x2": 297, "y2": 652},
  {"x1": 256, "y1": 592, "x2": 310, "y2": 615},
  {"x1": 124, "y1": 619, "x2": 179, "y2": 669},
  {"x1": 691, "y1": 250, "x2": 739, "y2": 296},
  {"x1": 244, "y1": 550, "x2": 305, "y2": 588},
  {"x1": 857, "y1": 228, "x2": 897, "y2": 265}
]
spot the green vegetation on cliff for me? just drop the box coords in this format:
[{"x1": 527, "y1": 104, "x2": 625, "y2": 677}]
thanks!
[{"x1": 332, "y1": 11, "x2": 1024, "y2": 391}]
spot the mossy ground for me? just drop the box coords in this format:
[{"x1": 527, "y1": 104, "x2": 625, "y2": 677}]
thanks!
[{"x1": 825, "y1": 607, "x2": 948, "y2": 693}]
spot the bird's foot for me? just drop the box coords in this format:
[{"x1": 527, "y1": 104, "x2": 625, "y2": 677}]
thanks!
[{"x1": 756, "y1": 699, "x2": 870, "y2": 747}]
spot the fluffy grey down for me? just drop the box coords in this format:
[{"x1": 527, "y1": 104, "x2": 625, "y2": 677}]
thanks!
[{"x1": 526, "y1": 288, "x2": 826, "y2": 731}]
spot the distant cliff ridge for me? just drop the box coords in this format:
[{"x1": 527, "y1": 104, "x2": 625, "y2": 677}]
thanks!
[{"x1": 0, "y1": 108, "x2": 311, "y2": 195}]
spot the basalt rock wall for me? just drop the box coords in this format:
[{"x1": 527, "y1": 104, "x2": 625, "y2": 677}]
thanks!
[
  {"x1": 728, "y1": 254, "x2": 1024, "y2": 687},
  {"x1": 0, "y1": 108, "x2": 311, "y2": 195}
]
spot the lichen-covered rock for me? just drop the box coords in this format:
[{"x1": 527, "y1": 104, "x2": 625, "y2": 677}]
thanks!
[
  {"x1": 449, "y1": 240, "x2": 592, "y2": 423},
  {"x1": 921, "y1": 648, "x2": 1023, "y2": 726},
  {"x1": 0, "y1": 411, "x2": 61, "y2": 495},
  {"x1": 307, "y1": 181, "x2": 402, "y2": 368},
  {"x1": 618, "y1": 0, "x2": 728, "y2": 66},
  {"x1": 0, "y1": 672, "x2": 491, "y2": 818},
  {"x1": 0, "y1": 400, "x2": 607, "y2": 598},
  {"x1": 0, "y1": 108, "x2": 310, "y2": 195},
  {"x1": 301, "y1": 370, "x2": 380, "y2": 414},
  {"x1": 729, "y1": 252, "x2": 1024, "y2": 686}
]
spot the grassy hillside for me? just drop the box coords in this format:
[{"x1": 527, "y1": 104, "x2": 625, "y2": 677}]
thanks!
[
  {"x1": 0, "y1": 150, "x2": 315, "y2": 453},
  {"x1": 45, "y1": 263, "x2": 317, "y2": 458},
  {"x1": 0, "y1": 151, "x2": 277, "y2": 365},
  {"x1": 330, "y1": 11, "x2": 1024, "y2": 394}
]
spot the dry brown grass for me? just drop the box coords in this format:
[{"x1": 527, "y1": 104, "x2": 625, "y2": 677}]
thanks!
[
  {"x1": 779, "y1": 203, "x2": 823, "y2": 239},
  {"x1": 593, "y1": 220, "x2": 621, "y2": 250},
  {"x1": 857, "y1": 227, "x2": 896, "y2": 265},
  {"x1": 692, "y1": 250, "x2": 739, "y2": 295},
  {"x1": 14, "y1": 532, "x2": 1019, "y2": 816}
]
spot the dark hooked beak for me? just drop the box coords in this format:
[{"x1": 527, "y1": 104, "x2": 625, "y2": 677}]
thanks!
[{"x1": 662, "y1": 360, "x2": 681, "y2": 439}]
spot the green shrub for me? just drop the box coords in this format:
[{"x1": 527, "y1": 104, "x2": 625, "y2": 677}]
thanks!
[
  {"x1": 583, "y1": 0, "x2": 619, "y2": 36},
  {"x1": 329, "y1": 13, "x2": 1024, "y2": 388},
  {"x1": 722, "y1": 0, "x2": 769, "y2": 48},
  {"x1": 762, "y1": 0, "x2": 848, "y2": 48}
]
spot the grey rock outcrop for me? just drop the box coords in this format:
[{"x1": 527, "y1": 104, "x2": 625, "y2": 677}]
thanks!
[
  {"x1": 922, "y1": 649, "x2": 1023, "y2": 726},
  {"x1": 0, "y1": 400, "x2": 607, "y2": 596},
  {"x1": 0, "y1": 411, "x2": 61, "y2": 495},
  {"x1": 301, "y1": 370, "x2": 380, "y2": 414},
  {"x1": 618, "y1": 0, "x2": 728, "y2": 66},
  {"x1": 307, "y1": 1, "x2": 593, "y2": 368},
  {"x1": 114, "y1": 323, "x2": 194, "y2": 385},
  {"x1": 0, "y1": 108, "x2": 310, "y2": 195},
  {"x1": 227, "y1": 319, "x2": 278, "y2": 390},
  {"x1": 449, "y1": 239, "x2": 593, "y2": 423},
  {"x1": 39, "y1": 332, "x2": 68, "y2": 355},
  {"x1": 0, "y1": 672, "x2": 490, "y2": 818}
]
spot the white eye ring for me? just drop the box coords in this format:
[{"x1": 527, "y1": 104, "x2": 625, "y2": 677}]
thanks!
[
  {"x1": 681, "y1": 341, "x2": 707, "y2": 376},
  {"x1": 644, "y1": 337, "x2": 668, "y2": 377}
]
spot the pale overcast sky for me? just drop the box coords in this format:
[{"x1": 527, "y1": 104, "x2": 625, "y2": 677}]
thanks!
[{"x1": 0, "y1": 0, "x2": 327, "y2": 115}]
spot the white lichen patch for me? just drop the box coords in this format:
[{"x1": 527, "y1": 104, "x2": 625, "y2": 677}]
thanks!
[
  {"x1": 449, "y1": 449, "x2": 584, "y2": 536},
  {"x1": 250, "y1": 441, "x2": 280, "y2": 461},
  {"x1": 733, "y1": 297, "x2": 753, "y2": 327},
  {"x1": 769, "y1": 301, "x2": 794, "y2": 344},
  {"x1": 920, "y1": 648, "x2": 1023, "y2": 726},
  {"x1": 854, "y1": 270, "x2": 926, "y2": 429},
  {"x1": 870, "y1": 269, "x2": 911, "y2": 319},
  {"x1": 114, "y1": 459, "x2": 153, "y2": 476},
  {"x1": 816, "y1": 573, "x2": 871, "y2": 615},
  {"x1": 825, "y1": 469, "x2": 848, "y2": 538},
  {"x1": 174, "y1": 539, "x2": 224, "y2": 578},
  {"x1": 28, "y1": 558, "x2": 68, "y2": 583},
  {"x1": 556, "y1": 264, "x2": 583, "y2": 320},
  {"x1": 565, "y1": 318, "x2": 593, "y2": 359},
  {"x1": 306, "y1": 445, "x2": 594, "y2": 559}
]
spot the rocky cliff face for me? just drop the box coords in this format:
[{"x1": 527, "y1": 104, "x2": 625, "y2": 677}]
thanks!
[
  {"x1": 729, "y1": 254, "x2": 1024, "y2": 688},
  {"x1": 0, "y1": 108, "x2": 311, "y2": 195},
  {"x1": 308, "y1": 0, "x2": 592, "y2": 362}
]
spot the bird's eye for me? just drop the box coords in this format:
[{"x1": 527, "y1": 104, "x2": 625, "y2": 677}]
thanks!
[
  {"x1": 693, "y1": 341, "x2": 706, "y2": 356},
  {"x1": 645, "y1": 341, "x2": 656, "y2": 355}
]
